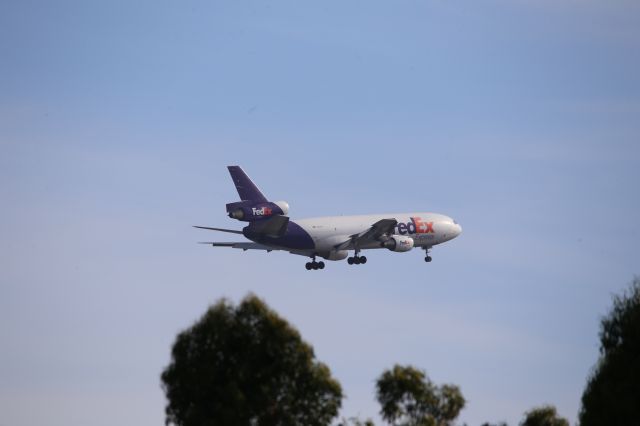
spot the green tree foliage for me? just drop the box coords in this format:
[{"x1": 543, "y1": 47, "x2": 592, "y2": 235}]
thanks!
[
  {"x1": 160, "y1": 294, "x2": 342, "y2": 426},
  {"x1": 375, "y1": 365, "x2": 465, "y2": 426},
  {"x1": 519, "y1": 405, "x2": 568, "y2": 426},
  {"x1": 337, "y1": 417, "x2": 376, "y2": 426},
  {"x1": 580, "y1": 277, "x2": 640, "y2": 425}
]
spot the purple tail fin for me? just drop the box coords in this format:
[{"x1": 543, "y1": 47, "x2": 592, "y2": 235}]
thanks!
[{"x1": 227, "y1": 166, "x2": 268, "y2": 202}]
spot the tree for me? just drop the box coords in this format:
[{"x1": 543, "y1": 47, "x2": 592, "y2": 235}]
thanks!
[
  {"x1": 337, "y1": 417, "x2": 376, "y2": 426},
  {"x1": 375, "y1": 365, "x2": 465, "y2": 426},
  {"x1": 519, "y1": 405, "x2": 568, "y2": 426},
  {"x1": 580, "y1": 276, "x2": 640, "y2": 425},
  {"x1": 160, "y1": 294, "x2": 342, "y2": 426}
]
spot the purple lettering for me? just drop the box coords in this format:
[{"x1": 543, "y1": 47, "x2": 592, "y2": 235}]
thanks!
[
  {"x1": 407, "y1": 218, "x2": 416, "y2": 234},
  {"x1": 398, "y1": 223, "x2": 407, "y2": 234}
]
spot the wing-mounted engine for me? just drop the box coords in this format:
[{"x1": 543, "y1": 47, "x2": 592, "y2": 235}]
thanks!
[
  {"x1": 382, "y1": 235, "x2": 414, "y2": 252},
  {"x1": 226, "y1": 200, "x2": 289, "y2": 222}
]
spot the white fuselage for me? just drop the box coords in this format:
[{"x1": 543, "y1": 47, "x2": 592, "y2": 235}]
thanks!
[{"x1": 295, "y1": 212, "x2": 462, "y2": 252}]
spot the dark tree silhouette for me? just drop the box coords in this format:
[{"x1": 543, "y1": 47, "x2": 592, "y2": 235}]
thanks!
[
  {"x1": 375, "y1": 365, "x2": 465, "y2": 426},
  {"x1": 519, "y1": 405, "x2": 568, "y2": 426},
  {"x1": 337, "y1": 417, "x2": 376, "y2": 426},
  {"x1": 580, "y1": 277, "x2": 640, "y2": 425},
  {"x1": 161, "y1": 294, "x2": 342, "y2": 426}
]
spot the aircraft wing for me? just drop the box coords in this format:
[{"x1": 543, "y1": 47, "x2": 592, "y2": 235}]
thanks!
[
  {"x1": 199, "y1": 242, "x2": 275, "y2": 251},
  {"x1": 335, "y1": 218, "x2": 398, "y2": 250},
  {"x1": 199, "y1": 242, "x2": 314, "y2": 258}
]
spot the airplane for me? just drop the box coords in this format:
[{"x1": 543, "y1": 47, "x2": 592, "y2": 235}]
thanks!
[{"x1": 195, "y1": 166, "x2": 462, "y2": 270}]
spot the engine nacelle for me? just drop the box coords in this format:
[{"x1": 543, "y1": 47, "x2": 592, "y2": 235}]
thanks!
[
  {"x1": 382, "y1": 235, "x2": 414, "y2": 252},
  {"x1": 226, "y1": 200, "x2": 289, "y2": 222},
  {"x1": 320, "y1": 250, "x2": 349, "y2": 261},
  {"x1": 273, "y1": 201, "x2": 289, "y2": 215}
]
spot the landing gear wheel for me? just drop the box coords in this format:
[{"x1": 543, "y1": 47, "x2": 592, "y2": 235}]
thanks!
[
  {"x1": 348, "y1": 253, "x2": 367, "y2": 265},
  {"x1": 318, "y1": 261, "x2": 325, "y2": 269},
  {"x1": 422, "y1": 247, "x2": 433, "y2": 264},
  {"x1": 306, "y1": 262, "x2": 312, "y2": 270}
]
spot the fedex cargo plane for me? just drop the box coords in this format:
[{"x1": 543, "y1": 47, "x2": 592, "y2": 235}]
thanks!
[{"x1": 195, "y1": 166, "x2": 462, "y2": 270}]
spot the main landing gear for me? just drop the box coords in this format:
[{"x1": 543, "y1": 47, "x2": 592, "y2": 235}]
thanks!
[
  {"x1": 305, "y1": 256, "x2": 325, "y2": 271},
  {"x1": 347, "y1": 249, "x2": 367, "y2": 265},
  {"x1": 423, "y1": 246, "x2": 432, "y2": 263},
  {"x1": 347, "y1": 255, "x2": 367, "y2": 265}
]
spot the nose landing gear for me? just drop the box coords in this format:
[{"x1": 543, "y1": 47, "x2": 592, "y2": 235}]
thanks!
[{"x1": 423, "y1": 246, "x2": 433, "y2": 262}]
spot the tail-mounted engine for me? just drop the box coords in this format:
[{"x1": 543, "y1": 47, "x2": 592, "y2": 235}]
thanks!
[
  {"x1": 382, "y1": 235, "x2": 414, "y2": 252},
  {"x1": 226, "y1": 200, "x2": 289, "y2": 222}
]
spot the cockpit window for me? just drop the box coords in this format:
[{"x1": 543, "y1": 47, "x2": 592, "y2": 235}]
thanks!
[{"x1": 453, "y1": 219, "x2": 458, "y2": 225}]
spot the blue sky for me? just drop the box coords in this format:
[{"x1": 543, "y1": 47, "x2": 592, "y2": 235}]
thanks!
[{"x1": 1, "y1": 1, "x2": 639, "y2": 425}]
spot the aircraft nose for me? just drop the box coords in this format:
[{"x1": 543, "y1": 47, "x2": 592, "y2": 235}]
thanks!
[{"x1": 450, "y1": 221, "x2": 462, "y2": 239}]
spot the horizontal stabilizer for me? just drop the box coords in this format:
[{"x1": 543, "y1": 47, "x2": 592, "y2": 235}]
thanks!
[{"x1": 193, "y1": 226, "x2": 243, "y2": 234}]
